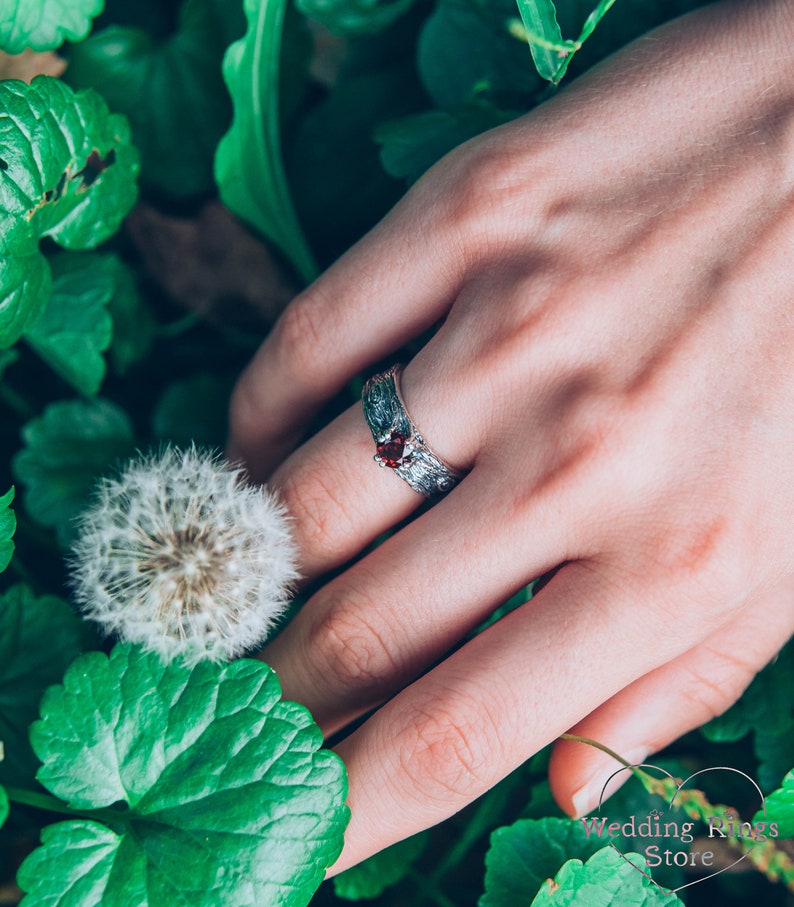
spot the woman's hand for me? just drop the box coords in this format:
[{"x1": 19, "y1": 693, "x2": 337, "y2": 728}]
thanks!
[{"x1": 228, "y1": 0, "x2": 794, "y2": 873}]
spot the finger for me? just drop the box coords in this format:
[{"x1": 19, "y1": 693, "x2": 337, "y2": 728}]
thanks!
[
  {"x1": 265, "y1": 342, "x2": 487, "y2": 580},
  {"x1": 319, "y1": 560, "x2": 741, "y2": 874},
  {"x1": 228, "y1": 182, "x2": 473, "y2": 479},
  {"x1": 259, "y1": 463, "x2": 589, "y2": 733},
  {"x1": 267, "y1": 404, "x2": 418, "y2": 580},
  {"x1": 547, "y1": 576, "x2": 794, "y2": 817},
  {"x1": 259, "y1": 276, "x2": 626, "y2": 585}
]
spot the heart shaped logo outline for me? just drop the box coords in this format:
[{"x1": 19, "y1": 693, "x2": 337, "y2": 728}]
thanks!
[{"x1": 595, "y1": 763, "x2": 766, "y2": 895}]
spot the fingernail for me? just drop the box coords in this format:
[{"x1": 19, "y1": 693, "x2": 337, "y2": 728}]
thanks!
[{"x1": 571, "y1": 747, "x2": 649, "y2": 818}]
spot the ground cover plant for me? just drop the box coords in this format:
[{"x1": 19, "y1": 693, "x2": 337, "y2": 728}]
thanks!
[{"x1": 0, "y1": 0, "x2": 793, "y2": 904}]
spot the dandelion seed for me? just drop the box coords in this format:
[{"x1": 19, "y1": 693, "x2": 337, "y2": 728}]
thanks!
[{"x1": 70, "y1": 446, "x2": 299, "y2": 664}]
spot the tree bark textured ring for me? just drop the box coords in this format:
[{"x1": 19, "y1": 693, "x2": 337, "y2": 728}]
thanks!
[{"x1": 361, "y1": 364, "x2": 466, "y2": 500}]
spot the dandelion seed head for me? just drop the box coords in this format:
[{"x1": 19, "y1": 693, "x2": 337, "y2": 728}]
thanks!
[{"x1": 70, "y1": 446, "x2": 299, "y2": 664}]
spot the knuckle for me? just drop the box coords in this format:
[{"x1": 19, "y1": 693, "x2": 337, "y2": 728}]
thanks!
[
  {"x1": 307, "y1": 591, "x2": 401, "y2": 700},
  {"x1": 677, "y1": 647, "x2": 759, "y2": 723},
  {"x1": 391, "y1": 693, "x2": 497, "y2": 803},
  {"x1": 428, "y1": 138, "x2": 530, "y2": 265},
  {"x1": 659, "y1": 519, "x2": 746, "y2": 607},
  {"x1": 623, "y1": 515, "x2": 747, "y2": 623}
]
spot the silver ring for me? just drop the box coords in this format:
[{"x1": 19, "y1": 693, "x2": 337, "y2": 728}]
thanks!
[{"x1": 362, "y1": 364, "x2": 466, "y2": 499}]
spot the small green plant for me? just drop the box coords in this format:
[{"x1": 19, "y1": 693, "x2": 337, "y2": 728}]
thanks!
[{"x1": 0, "y1": 1, "x2": 792, "y2": 905}]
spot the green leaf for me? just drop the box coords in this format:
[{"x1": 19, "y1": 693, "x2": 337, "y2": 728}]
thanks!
[
  {"x1": 417, "y1": 0, "x2": 541, "y2": 111},
  {"x1": 24, "y1": 250, "x2": 151, "y2": 386},
  {"x1": 480, "y1": 817, "x2": 606, "y2": 907},
  {"x1": 0, "y1": 785, "x2": 7, "y2": 830},
  {"x1": 12, "y1": 397, "x2": 135, "y2": 544},
  {"x1": 18, "y1": 645, "x2": 349, "y2": 906},
  {"x1": 24, "y1": 253, "x2": 114, "y2": 396},
  {"x1": 756, "y1": 769, "x2": 794, "y2": 839},
  {"x1": 0, "y1": 76, "x2": 139, "y2": 348},
  {"x1": 0, "y1": 486, "x2": 15, "y2": 573},
  {"x1": 296, "y1": 0, "x2": 414, "y2": 36},
  {"x1": 572, "y1": 0, "x2": 619, "y2": 48},
  {"x1": 0, "y1": 0, "x2": 104, "y2": 54},
  {"x1": 152, "y1": 372, "x2": 233, "y2": 447},
  {"x1": 511, "y1": 0, "x2": 620, "y2": 84},
  {"x1": 215, "y1": 0, "x2": 318, "y2": 283},
  {"x1": 333, "y1": 832, "x2": 429, "y2": 900},
  {"x1": 0, "y1": 585, "x2": 96, "y2": 787},
  {"x1": 377, "y1": 104, "x2": 517, "y2": 185},
  {"x1": 513, "y1": 0, "x2": 567, "y2": 82},
  {"x1": 65, "y1": 0, "x2": 245, "y2": 198},
  {"x1": 529, "y1": 847, "x2": 684, "y2": 906}
]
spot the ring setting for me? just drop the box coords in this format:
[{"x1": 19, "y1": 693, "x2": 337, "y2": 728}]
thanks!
[{"x1": 362, "y1": 364, "x2": 465, "y2": 500}]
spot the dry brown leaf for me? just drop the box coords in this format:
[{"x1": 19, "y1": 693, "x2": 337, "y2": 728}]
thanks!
[
  {"x1": 125, "y1": 201, "x2": 298, "y2": 329},
  {"x1": 307, "y1": 21, "x2": 347, "y2": 88},
  {"x1": 0, "y1": 49, "x2": 66, "y2": 82},
  {"x1": 0, "y1": 881, "x2": 22, "y2": 906}
]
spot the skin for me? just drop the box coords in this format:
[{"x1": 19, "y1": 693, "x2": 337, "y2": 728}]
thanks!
[{"x1": 228, "y1": 0, "x2": 794, "y2": 874}]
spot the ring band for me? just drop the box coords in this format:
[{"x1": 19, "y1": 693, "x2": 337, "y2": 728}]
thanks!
[{"x1": 362, "y1": 364, "x2": 465, "y2": 499}]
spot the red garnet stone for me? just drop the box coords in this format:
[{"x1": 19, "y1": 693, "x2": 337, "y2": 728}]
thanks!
[{"x1": 376, "y1": 431, "x2": 407, "y2": 468}]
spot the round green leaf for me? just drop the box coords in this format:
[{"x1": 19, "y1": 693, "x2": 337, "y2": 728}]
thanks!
[
  {"x1": 16, "y1": 821, "x2": 120, "y2": 905},
  {"x1": 0, "y1": 76, "x2": 139, "y2": 347},
  {"x1": 530, "y1": 847, "x2": 683, "y2": 906},
  {"x1": 0, "y1": 585, "x2": 96, "y2": 787},
  {"x1": 0, "y1": 0, "x2": 104, "y2": 54},
  {"x1": 18, "y1": 645, "x2": 349, "y2": 906},
  {"x1": 24, "y1": 253, "x2": 114, "y2": 396},
  {"x1": 0, "y1": 486, "x2": 15, "y2": 573},
  {"x1": 481, "y1": 817, "x2": 608, "y2": 907},
  {"x1": 12, "y1": 397, "x2": 135, "y2": 544}
]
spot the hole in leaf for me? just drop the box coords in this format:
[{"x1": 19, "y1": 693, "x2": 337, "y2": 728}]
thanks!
[
  {"x1": 74, "y1": 148, "x2": 116, "y2": 188},
  {"x1": 44, "y1": 172, "x2": 68, "y2": 203},
  {"x1": 0, "y1": 158, "x2": 7, "y2": 171}
]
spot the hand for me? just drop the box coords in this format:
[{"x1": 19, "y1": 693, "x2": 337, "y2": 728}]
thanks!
[{"x1": 228, "y1": 0, "x2": 794, "y2": 873}]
